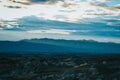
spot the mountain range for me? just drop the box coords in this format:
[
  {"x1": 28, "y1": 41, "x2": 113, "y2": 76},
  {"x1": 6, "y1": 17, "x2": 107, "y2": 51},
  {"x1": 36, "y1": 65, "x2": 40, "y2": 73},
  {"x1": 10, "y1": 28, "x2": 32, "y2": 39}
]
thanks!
[{"x1": 0, "y1": 38, "x2": 120, "y2": 53}]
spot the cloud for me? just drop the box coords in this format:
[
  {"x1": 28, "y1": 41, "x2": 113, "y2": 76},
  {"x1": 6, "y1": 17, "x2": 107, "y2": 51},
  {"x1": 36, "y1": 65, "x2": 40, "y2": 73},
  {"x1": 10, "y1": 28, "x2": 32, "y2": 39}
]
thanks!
[
  {"x1": 0, "y1": 28, "x2": 3, "y2": 30},
  {"x1": 88, "y1": 0, "x2": 120, "y2": 11},
  {"x1": 29, "y1": 0, "x2": 63, "y2": 3},
  {"x1": 114, "y1": 4, "x2": 120, "y2": 9},
  {"x1": 88, "y1": 0, "x2": 117, "y2": 3},
  {"x1": 89, "y1": 2, "x2": 120, "y2": 16},
  {"x1": 0, "y1": 15, "x2": 120, "y2": 43},
  {"x1": 8, "y1": 0, "x2": 65, "y2": 5},
  {"x1": 107, "y1": 21, "x2": 120, "y2": 26},
  {"x1": 4, "y1": 5, "x2": 22, "y2": 9},
  {"x1": 89, "y1": 1, "x2": 120, "y2": 11},
  {"x1": 8, "y1": 0, "x2": 30, "y2": 5},
  {"x1": 0, "y1": 20, "x2": 19, "y2": 30},
  {"x1": 27, "y1": 29, "x2": 76, "y2": 35},
  {"x1": 0, "y1": 0, "x2": 120, "y2": 23},
  {"x1": 11, "y1": 16, "x2": 120, "y2": 30}
]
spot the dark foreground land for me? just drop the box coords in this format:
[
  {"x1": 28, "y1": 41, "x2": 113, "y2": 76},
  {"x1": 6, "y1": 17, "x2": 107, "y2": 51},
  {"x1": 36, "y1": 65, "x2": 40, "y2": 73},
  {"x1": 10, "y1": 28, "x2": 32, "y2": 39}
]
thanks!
[{"x1": 0, "y1": 53, "x2": 120, "y2": 80}]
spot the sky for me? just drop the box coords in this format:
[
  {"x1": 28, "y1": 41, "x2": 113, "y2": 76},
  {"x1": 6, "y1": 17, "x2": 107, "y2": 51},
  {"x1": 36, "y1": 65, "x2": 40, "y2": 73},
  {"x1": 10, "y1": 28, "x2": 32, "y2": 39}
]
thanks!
[{"x1": 0, "y1": 0, "x2": 120, "y2": 43}]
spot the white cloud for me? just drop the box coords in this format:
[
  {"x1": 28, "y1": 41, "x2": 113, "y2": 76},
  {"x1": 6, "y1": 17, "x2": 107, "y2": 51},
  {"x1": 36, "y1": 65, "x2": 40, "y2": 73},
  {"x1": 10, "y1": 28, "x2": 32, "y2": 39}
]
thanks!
[
  {"x1": 88, "y1": 0, "x2": 116, "y2": 3},
  {"x1": 0, "y1": 28, "x2": 3, "y2": 30},
  {"x1": 0, "y1": 30, "x2": 120, "y2": 43},
  {"x1": 27, "y1": 29, "x2": 76, "y2": 35},
  {"x1": 0, "y1": 21, "x2": 19, "y2": 29},
  {"x1": 107, "y1": 22, "x2": 120, "y2": 26},
  {"x1": 0, "y1": 0, "x2": 119, "y2": 23}
]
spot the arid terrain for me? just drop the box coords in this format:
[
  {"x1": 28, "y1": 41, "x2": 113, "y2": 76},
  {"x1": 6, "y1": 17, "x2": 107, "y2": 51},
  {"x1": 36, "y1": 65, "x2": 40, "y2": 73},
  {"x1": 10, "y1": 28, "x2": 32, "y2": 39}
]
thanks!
[{"x1": 0, "y1": 53, "x2": 120, "y2": 80}]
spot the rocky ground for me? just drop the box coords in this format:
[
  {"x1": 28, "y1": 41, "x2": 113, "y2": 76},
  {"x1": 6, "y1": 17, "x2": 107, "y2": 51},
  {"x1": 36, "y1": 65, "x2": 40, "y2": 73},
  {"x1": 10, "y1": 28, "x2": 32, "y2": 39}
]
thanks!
[{"x1": 0, "y1": 53, "x2": 120, "y2": 80}]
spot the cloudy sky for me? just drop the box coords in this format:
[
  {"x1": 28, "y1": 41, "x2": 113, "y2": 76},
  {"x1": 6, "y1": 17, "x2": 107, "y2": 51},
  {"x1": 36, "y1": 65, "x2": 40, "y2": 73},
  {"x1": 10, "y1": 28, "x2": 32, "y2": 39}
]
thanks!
[{"x1": 0, "y1": 0, "x2": 120, "y2": 43}]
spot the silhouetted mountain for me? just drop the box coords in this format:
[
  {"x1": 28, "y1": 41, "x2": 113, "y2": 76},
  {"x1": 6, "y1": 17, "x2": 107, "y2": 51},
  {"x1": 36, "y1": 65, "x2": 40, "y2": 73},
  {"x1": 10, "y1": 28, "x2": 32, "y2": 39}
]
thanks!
[{"x1": 0, "y1": 38, "x2": 120, "y2": 53}]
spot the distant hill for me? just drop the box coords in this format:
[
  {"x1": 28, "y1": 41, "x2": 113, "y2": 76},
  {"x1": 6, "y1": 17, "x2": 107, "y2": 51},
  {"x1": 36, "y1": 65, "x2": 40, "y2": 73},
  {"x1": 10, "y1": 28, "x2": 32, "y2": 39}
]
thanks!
[{"x1": 0, "y1": 38, "x2": 120, "y2": 53}]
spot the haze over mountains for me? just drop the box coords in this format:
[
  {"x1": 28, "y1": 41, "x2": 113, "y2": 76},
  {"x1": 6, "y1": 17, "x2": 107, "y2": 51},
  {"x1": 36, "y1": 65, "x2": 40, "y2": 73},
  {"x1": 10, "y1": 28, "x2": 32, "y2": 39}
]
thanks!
[{"x1": 0, "y1": 38, "x2": 120, "y2": 53}]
